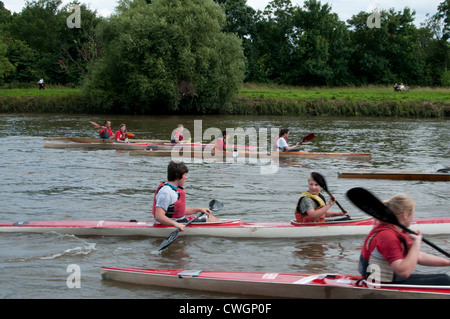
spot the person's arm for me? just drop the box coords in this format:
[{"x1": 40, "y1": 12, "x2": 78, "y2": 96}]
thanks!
[
  {"x1": 389, "y1": 231, "x2": 422, "y2": 278},
  {"x1": 154, "y1": 207, "x2": 186, "y2": 231},
  {"x1": 185, "y1": 207, "x2": 211, "y2": 216},
  {"x1": 285, "y1": 142, "x2": 300, "y2": 151}
]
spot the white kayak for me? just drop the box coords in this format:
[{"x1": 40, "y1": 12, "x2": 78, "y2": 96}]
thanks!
[{"x1": 0, "y1": 217, "x2": 449, "y2": 238}]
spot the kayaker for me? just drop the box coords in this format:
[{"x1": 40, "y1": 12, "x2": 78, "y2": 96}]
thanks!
[
  {"x1": 295, "y1": 174, "x2": 349, "y2": 223},
  {"x1": 171, "y1": 124, "x2": 184, "y2": 143},
  {"x1": 98, "y1": 120, "x2": 113, "y2": 139},
  {"x1": 115, "y1": 124, "x2": 128, "y2": 143},
  {"x1": 359, "y1": 194, "x2": 450, "y2": 285},
  {"x1": 275, "y1": 129, "x2": 300, "y2": 152},
  {"x1": 214, "y1": 131, "x2": 232, "y2": 151},
  {"x1": 152, "y1": 161, "x2": 220, "y2": 231}
]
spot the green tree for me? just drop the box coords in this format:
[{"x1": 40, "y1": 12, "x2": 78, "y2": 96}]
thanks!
[
  {"x1": 55, "y1": 3, "x2": 104, "y2": 84},
  {"x1": 84, "y1": 0, "x2": 245, "y2": 114},
  {"x1": 348, "y1": 8, "x2": 426, "y2": 85},
  {"x1": 289, "y1": 0, "x2": 352, "y2": 86}
]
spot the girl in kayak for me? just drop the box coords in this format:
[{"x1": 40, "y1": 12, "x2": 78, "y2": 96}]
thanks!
[
  {"x1": 152, "y1": 161, "x2": 219, "y2": 231},
  {"x1": 295, "y1": 175, "x2": 349, "y2": 223},
  {"x1": 115, "y1": 124, "x2": 128, "y2": 143},
  {"x1": 359, "y1": 194, "x2": 450, "y2": 285}
]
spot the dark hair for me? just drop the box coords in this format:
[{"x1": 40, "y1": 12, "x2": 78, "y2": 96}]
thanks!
[
  {"x1": 279, "y1": 128, "x2": 289, "y2": 137},
  {"x1": 167, "y1": 161, "x2": 189, "y2": 181}
]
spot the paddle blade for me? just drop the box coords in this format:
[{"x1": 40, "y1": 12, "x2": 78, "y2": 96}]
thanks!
[
  {"x1": 209, "y1": 199, "x2": 223, "y2": 212},
  {"x1": 301, "y1": 133, "x2": 315, "y2": 144},
  {"x1": 157, "y1": 229, "x2": 180, "y2": 251},
  {"x1": 346, "y1": 187, "x2": 400, "y2": 226},
  {"x1": 311, "y1": 172, "x2": 328, "y2": 190},
  {"x1": 125, "y1": 132, "x2": 135, "y2": 139},
  {"x1": 90, "y1": 121, "x2": 101, "y2": 127},
  {"x1": 347, "y1": 187, "x2": 450, "y2": 258}
]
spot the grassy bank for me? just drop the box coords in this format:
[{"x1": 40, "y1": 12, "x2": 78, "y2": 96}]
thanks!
[
  {"x1": 230, "y1": 84, "x2": 450, "y2": 117},
  {"x1": 1, "y1": 85, "x2": 449, "y2": 117}
]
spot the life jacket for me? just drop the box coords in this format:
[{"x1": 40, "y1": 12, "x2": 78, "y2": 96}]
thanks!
[
  {"x1": 152, "y1": 182, "x2": 186, "y2": 219},
  {"x1": 214, "y1": 137, "x2": 226, "y2": 150},
  {"x1": 115, "y1": 130, "x2": 126, "y2": 141},
  {"x1": 171, "y1": 131, "x2": 184, "y2": 143},
  {"x1": 99, "y1": 128, "x2": 113, "y2": 139},
  {"x1": 358, "y1": 224, "x2": 409, "y2": 282},
  {"x1": 295, "y1": 191, "x2": 327, "y2": 223}
]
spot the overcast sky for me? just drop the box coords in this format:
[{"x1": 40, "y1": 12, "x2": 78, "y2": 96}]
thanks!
[{"x1": 2, "y1": 0, "x2": 444, "y2": 25}]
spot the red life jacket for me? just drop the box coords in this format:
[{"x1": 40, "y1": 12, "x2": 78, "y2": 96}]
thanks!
[
  {"x1": 152, "y1": 182, "x2": 186, "y2": 219},
  {"x1": 99, "y1": 128, "x2": 113, "y2": 139}
]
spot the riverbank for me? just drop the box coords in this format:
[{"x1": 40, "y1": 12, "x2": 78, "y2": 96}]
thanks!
[{"x1": 1, "y1": 85, "x2": 449, "y2": 117}]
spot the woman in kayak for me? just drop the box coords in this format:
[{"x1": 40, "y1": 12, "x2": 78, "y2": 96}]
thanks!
[
  {"x1": 275, "y1": 129, "x2": 300, "y2": 152},
  {"x1": 359, "y1": 194, "x2": 450, "y2": 285},
  {"x1": 152, "y1": 161, "x2": 219, "y2": 231},
  {"x1": 115, "y1": 124, "x2": 128, "y2": 143},
  {"x1": 295, "y1": 175, "x2": 349, "y2": 223}
]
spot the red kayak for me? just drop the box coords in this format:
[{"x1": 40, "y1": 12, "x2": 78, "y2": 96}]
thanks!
[{"x1": 100, "y1": 267, "x2": 450, "y2": 299}]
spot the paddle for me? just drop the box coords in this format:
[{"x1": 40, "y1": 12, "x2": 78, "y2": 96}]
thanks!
[
  {"x1": 299, "y1": 133, "x2": 315, "y2": 144},
  {"x1": 311, "y1": 172, "x2": 349, "y2": 219},
  {"x1": 157, "y1": 199, "x2": 224, "y2": 252},
  {"x1": 90, "y1": 121, "x2": 101, "y2": 128},
  {"x1": 347, "y1": 187, "x2": 450, "y2": 258}
]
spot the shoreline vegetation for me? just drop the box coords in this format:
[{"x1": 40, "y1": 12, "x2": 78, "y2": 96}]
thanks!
[{"x1": 0, "y1": 84, "x2": 449, "y2": 117}]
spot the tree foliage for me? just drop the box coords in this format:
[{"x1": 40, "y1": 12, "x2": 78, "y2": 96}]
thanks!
[
  {"x1": 0, "y1": 0, "x2": 449, "y2": 113},
  {"x1": 84, "y1": 0, "x2": 245, "y2": 113}
]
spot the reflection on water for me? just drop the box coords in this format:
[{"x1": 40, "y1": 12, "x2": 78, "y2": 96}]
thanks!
[{"x1": 0, "y1": 113, "x2": 448, "y2": 298}]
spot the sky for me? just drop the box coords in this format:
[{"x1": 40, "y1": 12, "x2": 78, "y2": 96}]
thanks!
[{"x1": 1, "y1": 0, "x2": 444, "y2": 25}]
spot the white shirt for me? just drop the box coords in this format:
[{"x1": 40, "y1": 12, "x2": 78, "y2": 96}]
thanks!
[{"x1": 276, "y1": 137, "x2": 288, "y2": 149}]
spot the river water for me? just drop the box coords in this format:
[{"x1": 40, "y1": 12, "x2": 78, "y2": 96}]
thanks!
[{"x1": 0, "y1": 113, "x2": 449, "y2": 299}]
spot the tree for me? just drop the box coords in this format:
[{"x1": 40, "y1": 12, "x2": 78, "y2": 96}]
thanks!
[
  {"x1": 84, "y1": 0, "x2": 245, "y2": 114},
  {"x1": 348, "y1": 8, "x2": 426, "y2": 85},
  {"x1": 289, "y1": 0, "x2": 352, "y2": 86}
]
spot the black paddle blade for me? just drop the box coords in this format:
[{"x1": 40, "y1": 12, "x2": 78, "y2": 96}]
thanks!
[
  {"x1": 311, "y1": 172, "x2": 328, "y2": 190},
  {"x1": 209, "y1": 199, "x2": 223, "y2": 212},
  {"x1": 347, "y1": 187, "x2": 450, "y2": 258},
  {"x1": 346, "y1": 187, "x2": 400, "y2": 226},
  {"x1": 157, "y1": 229, "x2": 180, "y2": 252}
]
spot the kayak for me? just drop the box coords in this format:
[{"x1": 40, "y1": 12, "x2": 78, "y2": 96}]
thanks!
[
  {"x1": 130, "y1": 149, "x2": 373, "y2": 160},
  {"x1": 339, "y1": 171, "x2": 450, "y2": 182},
  {"x1": 44, "y1": 137, "x2": 171, "y2": 144},
  {"x1": 43, "y1": 142, "x2": 206, "y2": 151},
  {"x1": 99, "y1": 267, "x2": 450, "y2": 299},
  {"x1": 1, "y1": 217, "x2": 449, "y2": 238}
]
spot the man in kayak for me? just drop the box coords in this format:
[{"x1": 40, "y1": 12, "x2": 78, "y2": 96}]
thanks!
[
  {"x1": 98, "y1": 120, "x2": 113, "y2": 139},
  {"x1": 359, "y1": 194, "x2": 450, "y2": 285},
  {"x1": 275, "y1": 129, "x2": 300, "y2": 152},
  {"x1": 295, "y1": 175, "x2": 349, "y2": 223},
  {"x1": 152, "y1": 161, "x2": 220, "y2": 231}
]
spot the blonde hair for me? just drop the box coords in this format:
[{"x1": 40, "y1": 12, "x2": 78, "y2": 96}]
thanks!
[{"x1": 384, "y1": 194, "x2": 416, "y2": 217}]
